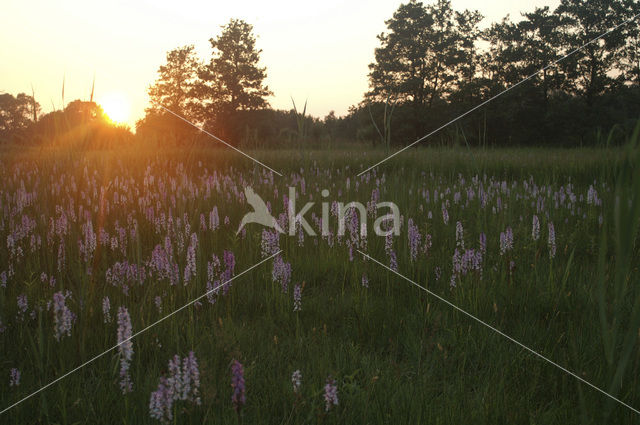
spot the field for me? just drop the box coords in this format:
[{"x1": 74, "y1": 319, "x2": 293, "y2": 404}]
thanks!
[{"x1": 1, "y1": 144, "x2": 639, "y2": 424}]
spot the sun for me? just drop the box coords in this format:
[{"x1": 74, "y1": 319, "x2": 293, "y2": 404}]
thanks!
[{"x1": 99, "y1": 93, "x2": 131, "y2": 124}]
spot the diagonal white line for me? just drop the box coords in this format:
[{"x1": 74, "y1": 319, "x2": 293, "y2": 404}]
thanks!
[
  {"x1": 156, "y1": 103, "x2": 283, "y2": 177},
  {"x1": 357, "y1": 12, "x2": 640, "y2": 177},
  {"x1": 0, "y1": 250, "x2": 282, "y2": 416},
  {"x1": 356, "y1": 249, "x2": 640, "y2": 416}
]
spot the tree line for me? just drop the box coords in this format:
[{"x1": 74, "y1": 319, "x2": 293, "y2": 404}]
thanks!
[
  {"x1": 359, "y1": 0, "x2": 640, "y2": 147},
  {"x1": 2, "y1": 0, "x2": 639, "y2": 147}
]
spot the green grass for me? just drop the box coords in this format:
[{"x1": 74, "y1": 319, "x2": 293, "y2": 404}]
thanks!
[{"x1": 0, "y1": 144, "x2": 638, "y2": 424}]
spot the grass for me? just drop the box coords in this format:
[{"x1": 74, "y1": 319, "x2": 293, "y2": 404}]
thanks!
[{"x1": 0, "y1": 142, "x2": 638, "y2": 424}]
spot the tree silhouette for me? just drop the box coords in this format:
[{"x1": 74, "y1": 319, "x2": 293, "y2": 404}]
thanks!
[
  {"x1": 147, "y1": 45, "x2": 202, "y2": 121},
  {"x1": 516, "y1": 7, "x2": 564, "y2": 104},
  {"x1": 199, "y1": 19, "x2": 272, "y2": 141},
  {"x1": 0, "y1": 93, "x2": 40, "y2": 141},
  {"x1": 616, "y1": 0, "x2": 640, "y2": 84},
  {"x1": 138, "y1": 45, "x2": 202, "y2": 142},
  {"x1": 367, "y1": 0, "x2": 482, "y2": 138},
  {"x1": 556, "y1": 0, "x2": 629, "y2": 104}
]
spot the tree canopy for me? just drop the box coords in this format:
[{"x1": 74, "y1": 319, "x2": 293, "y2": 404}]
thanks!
[
  {"x1": 361, "y1": 0, "x2": 640, "y2": 147},
  {"x1": 200, "y1": 19, "x2": 272, "y2": 114},
  {"x1": 137, "y1": 19, "x2": 272, "y2": 143},
  {"x1": 0, "y1": 93, "x2": 39, "y2": 141}
]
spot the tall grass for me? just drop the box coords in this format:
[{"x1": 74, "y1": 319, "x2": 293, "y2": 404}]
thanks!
[
  {"x1": 367, "y1": 94, "x2": 396, "y2": 154},
  {"x1": 597, "y1": 123, "x2": 640, "y2": 420}
]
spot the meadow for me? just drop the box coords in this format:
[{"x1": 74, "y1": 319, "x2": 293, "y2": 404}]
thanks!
[{"x1": 0, "y1": 142, "x2": 639, "y2": 424}]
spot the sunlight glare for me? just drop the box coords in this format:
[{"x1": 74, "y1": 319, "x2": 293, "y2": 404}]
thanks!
[{"x1": 99, "y1": 93, "x2": 130, "y2": 123}]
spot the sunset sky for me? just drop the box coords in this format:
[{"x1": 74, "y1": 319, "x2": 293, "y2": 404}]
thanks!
[{"x1": 2, "y1": 0, "x2": 559, "y2": 128}]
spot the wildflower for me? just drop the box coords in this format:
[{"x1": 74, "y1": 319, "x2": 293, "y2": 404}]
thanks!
[
  {"x1": 79, "y1": 220, "x2": 97, "y2": 267},
  {"x1": 587, "y1": 185, "x2": 600, "y2": 205},
  {"x1": 474, "y1": 249, "x2": 484, "y2": 279},
  {"x1": 209, "y1": 207, "x2": 219, "y2": 230},
  {"x1": 407, "y1": 218, "x2": 421, "y2": 261},
  {"x1": 102, "y1": 296, "x2": 111, "y2": 323},
  {"x1": 41, "y1": 272, "x2": 55, "y2": 287},
  {"x1": 291, "y1": 370, "x2": 302, "y2": 394},
  {"x1": 532, "y1": 215, "x2": 540, "y2": 241},
  {"x1": 200, "y1": 213, "x2": 206, "y2": 231},
  {"x1": 206, "y1": 254, "x2": 222, "y2": 304},
  {"x1": 548, "y1": 222, "x2": 556, "y2": 259},
  {"x1": 450, "y1": 249, "x2": 461, "y2": 287},
  {"x1": 441, "y1": 203, "x2": 449, "y2": 225},
  {"x1": 231, "y1": 359, "x2": 246, "y2": 414},
  {"x1": 149, "y1": 377, "x2": 173, "y2": 423},
  {"x1": 389, "y1": 250, "x2": 398, "y2": 272},
  {"x1": 455, "y1": 221, "x2": 464, "y2": 249},
  {"x1": 209, "y1": 250, "x2": 237, "y2": 297},
  {"x1": 16, "y1": 294, "x2": 28, "y2": 321},
  {"x1": 499, "y1": 227, "x2": 513, "y2": 256},
  {"x1": 149, "y1": 352, "x2": 201, "y2": 423},
  {"x1": 361, "y1": 274, "x2": 369, "y2": 288},
  {"x1": 293, "y1": 284, "x2": 302, "y2": 312},
  {"x1": 272, "y1": 255, "x2": 292, "y2": 293},
  {"x1": 117, "y1": 306, "x2": 133, "y2": 394},
  {"x1": 106, "y1": 260, "x2": 147, "y2": 295},
  {"x1": 183, "y1": 233, "x2": 197, "y2": 285},
  {"x1": 298, "y1": 222, "x2": 305, "y2": 247},
  {"x1": 434, "y1": 266, "x2": 441, "y2": 281},
  {"x1": 479, "y1": 232, "x2": 486, "y2": 254},
  {"x1": 223, "y1": 250, "x2": 236, "y2": 282},
  {"x1": 9, "y1": 368, "x2": 20, "y2": 387},
  {"x1": 181, "y1": 351, "x2": 201, "y2": 404},
  {"x1": 53, "y1": 292, "x2": 74, "y2": 341},
  {"x1": 57, "y1": 242, "x2": 65, "y2": 273},
  {"x1": 324, "y1": 376, "x2": 339, "y2": 412},
  {"x1": 155, "y1": 295, "x2": 163, "y2": 313},
  {"x1": 423, "y1": 233, "x2": 432, "y2": 256},
  {"x1": 261, "y1": 229, "x2": 280, "y2": 258},
  {"x1": 166, "y1": 355, "x2": 183, "y2": 398}
]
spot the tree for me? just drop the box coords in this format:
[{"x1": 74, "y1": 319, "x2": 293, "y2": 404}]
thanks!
[
  {"x1": 517, "y1": 8, "x2": 565, "y2": 103},
  {"x1": 139, "y1": 45, "x2": 202, "y2": 142},
  {"x1": 555, "y1": 0, "x2": 629, "y2": 105},
  {"x1": 199, "y1": 18, "x2": 272, "y2": 139},
  {"x1": 478, "y1": 7, "x2": 565, "y2": 139},
  {"x1": 480, "y1": 17, "x2": 521, "y2": 87},
  {"x1": 452, "y1": 9, "x2": 484, "y2": 97},
  {"x1": 63, "y1": 100, "x2": 105, "y2": 125},
  {"x1": 0, "y1": 93, "x2": 40, "y2": 141},
  {"x1": 147, "y1": 45, "x2": 202, "y2": 121},
  {"x1": 616, "y1": 0, "x2": 640, "y2": 84},
  {"x1": 476, "y1": 11, "x2": 567, "y2": 145},
  {"x1": 367, "y1": 0, "x2": 482, "y2": 139}
]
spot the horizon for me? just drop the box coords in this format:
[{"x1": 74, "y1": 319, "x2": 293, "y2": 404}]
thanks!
[{"x1": 2, "y1": 0, "x2": 559, "y2": 129}]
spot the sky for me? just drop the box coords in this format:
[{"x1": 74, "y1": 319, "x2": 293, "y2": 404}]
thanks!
[{"x1": 1, "y1": 0, "x2": 559, "y2": 129}]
